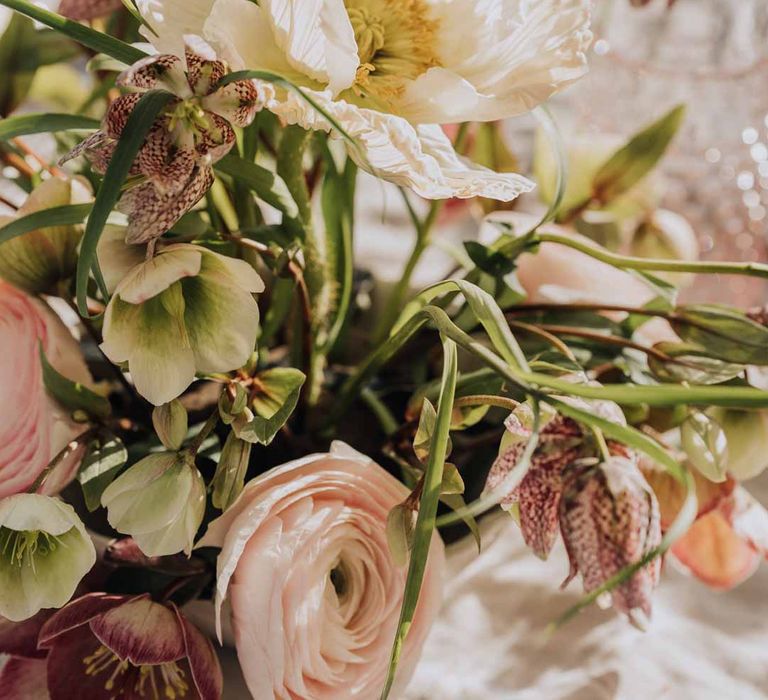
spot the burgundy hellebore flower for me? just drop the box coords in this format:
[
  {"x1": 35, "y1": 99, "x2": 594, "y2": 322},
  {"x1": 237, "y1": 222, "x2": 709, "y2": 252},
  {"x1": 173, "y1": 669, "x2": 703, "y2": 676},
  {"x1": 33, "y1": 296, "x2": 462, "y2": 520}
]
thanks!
[
  {"x1": 62, "y1": 45, "x2": 265, "y2": 244},
  {"x1": 1, "y1": 592, "x2": 222, "y2": 699}
]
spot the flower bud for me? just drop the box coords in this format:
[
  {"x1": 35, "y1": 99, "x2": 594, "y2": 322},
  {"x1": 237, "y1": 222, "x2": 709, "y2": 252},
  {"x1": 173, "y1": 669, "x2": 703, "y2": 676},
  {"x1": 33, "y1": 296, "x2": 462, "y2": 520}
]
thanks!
[
  {"x1": 0, "y1": 178, "x2": 91, "y2": 294},
  {"x1": 559, "y1": 456, "x2": 661, "y2": 625},
  {"x1": 100, "y1": 244, "x2": 265, "y2": 405},
  {"x1": 152, "y1": 399, "x2": 188, "y2": 451},
  {"x1": 629, "y1": 209, "x2": 699, "y2": 285},
  {"x1": 101, "y1": 452, "x2": 205, "y2": 557},
  {"x1": 0, "y1": 493, "x2": 96, "y2": 621},
  {"x1": 706, "y1": 407, "x2": 768, "y2": 481},
  {"x1": 211, "y1": 431, "x2": 251, "y2": 511}
]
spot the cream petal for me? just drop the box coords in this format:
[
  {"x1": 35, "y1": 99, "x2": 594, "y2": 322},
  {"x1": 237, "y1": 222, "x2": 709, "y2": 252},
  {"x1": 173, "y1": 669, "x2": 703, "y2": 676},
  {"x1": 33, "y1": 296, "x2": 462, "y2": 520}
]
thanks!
[
  {"x1": 96, "y1": 225, "x2": 146, "y2": 295},
  {"x1": 271, "y1": 90, "x2": 534, "y2": 201},
  {"x1": 136, "y1": 0, "x2": 215, "y2": 58},
  {"x1": 116, "y1": 247, "x2": 202, "y2": 305},
  {"x1": 261, "y1": 0, "x2": 358, "y2": 95},
  {"x1": 407, "y1": 0, "x2": 592, "y2": 123},
  {"x1": 202, "y1": 0, "x2": 306, "y2": 84}
]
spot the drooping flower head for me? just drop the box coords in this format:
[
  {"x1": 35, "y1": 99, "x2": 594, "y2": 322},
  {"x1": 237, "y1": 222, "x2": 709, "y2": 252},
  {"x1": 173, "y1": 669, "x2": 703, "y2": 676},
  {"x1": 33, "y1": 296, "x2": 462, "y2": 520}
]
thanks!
[
  {"x1": 101, "y1": 452, "x2": 206, "y2": 557},
  {"x1": 100, "y1": 243, "x2": 264, "y2": 405},
  {"x1": 63, "y1": 44, "x2": 265, "y2": 243},
  {"x1": 37, "y1": 593, "x2": 222, "y2": 700},
  {"x1": 136, "y1": 0, "x2": 592, "y2": 201},
  {"x1": 0, "y1": 494, "x2": 96, "y2": 622},
  {"x1": 198, "y1": 441, "x2": 444, "y2": 699},
  {"x1": 58, "y1": 0, "x2": 122, "y2": 20},
  {"x1": 559, "y1": 456, "x2": 662, "y2": 626}
]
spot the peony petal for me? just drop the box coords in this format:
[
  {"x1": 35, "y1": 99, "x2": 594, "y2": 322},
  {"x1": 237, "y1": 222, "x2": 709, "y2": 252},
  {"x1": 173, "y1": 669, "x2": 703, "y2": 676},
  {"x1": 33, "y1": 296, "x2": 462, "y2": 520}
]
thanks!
[
  {"x1": 173, "y1": 604, "x2": 223, "y2": 700},
  {"x1": 403, "y1": 0, "x2": 592, "y2": 123},
  {"x1": 261, "y1": 0, "x2": 358, "y2": 96},
  {"x1": 38, "y1": 593, "x2": 131, "y2": 649},
  {"x1": 271, "y1": 90, "x2": 534, "y2": 201},
  {"x1": 89, "y1": 597, "x2": 185, "y2": 664},
  {"x1": 136, "y1": 0, "x2": 215, "y2": 58}
]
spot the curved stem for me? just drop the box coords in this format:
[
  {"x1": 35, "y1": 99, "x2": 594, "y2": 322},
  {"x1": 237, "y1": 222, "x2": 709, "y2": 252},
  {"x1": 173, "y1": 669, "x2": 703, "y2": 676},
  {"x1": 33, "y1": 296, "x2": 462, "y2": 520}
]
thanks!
[{"x1": 537, "y1": 231, "x2": 768, "y2": 279}]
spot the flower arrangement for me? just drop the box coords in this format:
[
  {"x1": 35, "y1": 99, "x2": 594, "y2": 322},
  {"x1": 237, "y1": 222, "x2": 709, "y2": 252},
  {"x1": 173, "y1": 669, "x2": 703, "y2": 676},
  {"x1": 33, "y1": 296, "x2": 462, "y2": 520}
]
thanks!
[{"x1": 0, "y1": 1, "x2": 767, "y2": 698}]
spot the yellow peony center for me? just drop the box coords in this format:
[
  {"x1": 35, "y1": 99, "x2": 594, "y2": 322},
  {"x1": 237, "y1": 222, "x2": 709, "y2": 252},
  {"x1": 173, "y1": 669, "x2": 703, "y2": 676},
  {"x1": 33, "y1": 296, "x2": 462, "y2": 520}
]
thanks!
[{"x1": 344, "y1": 0, "x2": 440, "y2": 111}]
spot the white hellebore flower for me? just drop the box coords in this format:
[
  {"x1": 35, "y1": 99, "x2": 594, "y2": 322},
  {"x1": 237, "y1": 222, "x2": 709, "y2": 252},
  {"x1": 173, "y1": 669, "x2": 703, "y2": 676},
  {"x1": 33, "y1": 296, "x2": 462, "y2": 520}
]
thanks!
[
  {"x1": 137, "y1": 0, "x2": 592, "y2": 201},
  {"x1": 0, "y1": 494, "x2": 96, "y2": 622},
  {"x1": 101, "y1": 244, "x2": 265, "y2": 406},
  {"x1": 101, "y1": 452, "x2": 206, "y2": 557}
]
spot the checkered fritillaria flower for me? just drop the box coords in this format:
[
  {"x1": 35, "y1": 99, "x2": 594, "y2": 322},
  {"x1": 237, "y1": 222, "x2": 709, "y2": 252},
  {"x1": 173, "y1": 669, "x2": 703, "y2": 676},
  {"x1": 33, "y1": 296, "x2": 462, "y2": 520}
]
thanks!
[
  {"x1": 62, "y1": 45, "x2": 267, "y2": 244},
  {"x1": 58, "y1": 0, "x2": 122, "y2": 20},
  {"x1": 559, "y1": 456, "x2": 662, "y2": 627}
]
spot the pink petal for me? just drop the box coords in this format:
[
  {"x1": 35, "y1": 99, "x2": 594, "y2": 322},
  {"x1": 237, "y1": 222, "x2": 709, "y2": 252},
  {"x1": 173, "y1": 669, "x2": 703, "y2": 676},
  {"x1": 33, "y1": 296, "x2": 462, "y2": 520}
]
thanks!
[
  {"x1": 172, "y1": 605, "x2": 223, "y2": 700},
  {"x1": 672, "y1": 508, "x2": 761, "y2": 591},
  {"x1": 58, "y1": 0, "x2": 121, "y2": 20},
  {"x1": 89, "y1": 598, "x2": 185, "y2": 665},
  {"x1": 38, "y1": 593, "x2": 131, "y2": 649},
  {"x1": 0, "y1": 657, "x2": 50, "y2": 699}
]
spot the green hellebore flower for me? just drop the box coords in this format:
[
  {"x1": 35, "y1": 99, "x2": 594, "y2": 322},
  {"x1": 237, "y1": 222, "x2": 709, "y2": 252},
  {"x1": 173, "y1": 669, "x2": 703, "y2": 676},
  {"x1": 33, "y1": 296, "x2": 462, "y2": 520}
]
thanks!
[
  {"x1": 708, "y1": 407, "x2": 768, "y2": 481},
  {"x1": 101, "y1": 452, "x2": 205, "y2": 557},
  {"x1": 0, "y1": 177, "x2": 91, "y2": 294},
  {"x1": 0, "y1": 493, "x2": 96, "y2": 622},
  {"x1": 101, "y1": 244, "x2": 264, "y2": 406}
]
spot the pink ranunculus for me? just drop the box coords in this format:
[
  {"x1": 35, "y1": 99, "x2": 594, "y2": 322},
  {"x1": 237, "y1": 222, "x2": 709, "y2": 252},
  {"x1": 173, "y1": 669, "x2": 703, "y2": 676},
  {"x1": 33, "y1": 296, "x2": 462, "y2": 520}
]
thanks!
[
  {"x1": 0, "y1": 280, "x2": 91, "y2": 498},
  {"x1": 198, "y1": 441, "x2": 445, "y2": 700}
]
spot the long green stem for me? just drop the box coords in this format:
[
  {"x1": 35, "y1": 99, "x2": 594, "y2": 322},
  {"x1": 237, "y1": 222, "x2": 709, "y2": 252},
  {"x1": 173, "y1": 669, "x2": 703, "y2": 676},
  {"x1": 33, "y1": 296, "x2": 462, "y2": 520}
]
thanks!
[{"x1": 537, "y1": 231, "x2": 768, "y2": 279}]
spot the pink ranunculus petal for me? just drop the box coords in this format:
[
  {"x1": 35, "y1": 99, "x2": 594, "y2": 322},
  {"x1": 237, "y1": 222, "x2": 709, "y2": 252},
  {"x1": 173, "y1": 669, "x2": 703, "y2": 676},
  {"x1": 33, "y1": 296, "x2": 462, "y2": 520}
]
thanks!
[
  {"x1": 89, "y1": 597, "x2": 186, "y2": 665},
  {"x1": 172, "y1": 604, "x2": 223, "y2": 700},
  {"x1": 0, "y1": 657, "x2": 50, "y2": 699},
  {"x1": 38, "y1": 593, "x2": 132, "y2": 649}
]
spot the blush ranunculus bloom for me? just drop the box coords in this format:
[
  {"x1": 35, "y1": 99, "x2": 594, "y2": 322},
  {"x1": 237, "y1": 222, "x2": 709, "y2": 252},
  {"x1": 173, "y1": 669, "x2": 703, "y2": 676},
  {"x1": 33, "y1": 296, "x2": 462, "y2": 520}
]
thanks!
[
  {"x1": 0, "y1": 280, "x2": 91, "y2": 498},
  {"x1": 198, "y1": 441, "x2": 445, "y2": 700}
]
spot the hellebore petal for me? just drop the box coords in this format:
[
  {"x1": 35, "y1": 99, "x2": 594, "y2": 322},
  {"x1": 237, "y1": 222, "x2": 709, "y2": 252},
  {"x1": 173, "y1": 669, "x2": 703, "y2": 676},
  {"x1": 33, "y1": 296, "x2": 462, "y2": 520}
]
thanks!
[
  {"x1": 0, "y1": 495, "x2": 95, "y2": 622},
  {"x1": 101, "y1": 453, "x2": 205, "y2": 557},
  {"x1": 90, "y1": 596, "x2": 186, "y2": 665},
  {"x1": 38, "y1": 593, "x2": 130, "y2": 648},
  {"x1": 0, "y1": 657, "x2": 49, "y2": 699},
  {"x1": 173, "y1": 603, "x2": 224, "y2": 700}
]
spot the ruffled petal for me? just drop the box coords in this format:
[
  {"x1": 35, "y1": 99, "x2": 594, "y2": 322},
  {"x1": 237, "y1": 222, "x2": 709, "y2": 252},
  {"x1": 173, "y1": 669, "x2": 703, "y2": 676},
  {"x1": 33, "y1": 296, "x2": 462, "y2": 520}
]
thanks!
[
  {"x1": 261, "y1": 0, "x2": 358, "y2": 95},
  {"x1": 136, "y1": 0, "x2": 216, "y2": 58},
  {"x1": 271, "y1": 90, "x2": 534, "y2": 201},
  {"x1": 404, "y1": 0, "x2": 592, "y2": 123}
]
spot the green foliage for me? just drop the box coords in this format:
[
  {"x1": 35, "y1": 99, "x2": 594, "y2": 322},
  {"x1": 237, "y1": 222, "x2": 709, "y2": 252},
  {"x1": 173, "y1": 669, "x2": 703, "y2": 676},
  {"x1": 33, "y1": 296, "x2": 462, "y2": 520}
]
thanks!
[
  {"x1": 39, "y1": 345, "x2": 111, "y2": 419},
  {"x1": 78, "y1": 435, "x2": 127, "y2": 511},
  {"x1": 237, "y1": 368, "x2": 306, "y2": 446}
]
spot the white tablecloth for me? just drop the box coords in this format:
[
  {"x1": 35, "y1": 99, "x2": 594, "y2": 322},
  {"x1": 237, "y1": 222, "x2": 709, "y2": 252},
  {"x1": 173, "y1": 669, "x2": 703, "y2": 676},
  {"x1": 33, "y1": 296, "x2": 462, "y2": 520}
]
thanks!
[{"x1": 214, "y1": 509, "x2": 768, "y2": 700}]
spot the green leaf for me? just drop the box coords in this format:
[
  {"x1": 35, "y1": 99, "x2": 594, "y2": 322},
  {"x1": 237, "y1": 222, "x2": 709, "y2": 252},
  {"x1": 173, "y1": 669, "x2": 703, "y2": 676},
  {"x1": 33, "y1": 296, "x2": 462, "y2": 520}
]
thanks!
[
  {"x1": 648, "y1": 343, "x2": 745, "y2": 385},
  {"x1": 77, "y1": 435, "x2": 127, "y2": 511},
  {"x1": 440, "y1": 463, "x2": 465, "y2": 495},
  {"x1": 0, "y1": 13, "x2": 40, "y2": 115},
  {"x1": 0, "y1": 204, "x2": 92, "y2": 245},
  {"x1": 0, "y1": 0, "x2": 147, "y2": 64},
  {"x1": 673, "y1": 304, "x2": 768, "y2": 365},
  {"x1": 592, "y1": 105, "x2": 685, "y2": 204},
  {"x1": 214, "y1": 154, "x2": 299, "y2": 222},
  {"x1": 237, "y1": 368, "x2": 306, "y2": 445},
  {"x1": 39, "y1": 345, "x2": 111, "y2": 419},
  {"x1": 386, "y1": 503, "x2": 416, "y2": 567},
  {"x1": 381, "y1": 338, "x2": 457, "y2": 700},
  {"x1": 76, "y1": 89, "x2": 176, "y2": 315},
  {"x1": 0, "y1": 113, "x2": 100, "y2": 141},
  {"x1": 680, "y1": 411, "x2": 728, "y2": 483},
  {"x1": 464, "y1": 240, "x2": 517, "y2": 276},
  {"x1": 414, "y1": 399, "x2": 452, "y2": 462}
]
